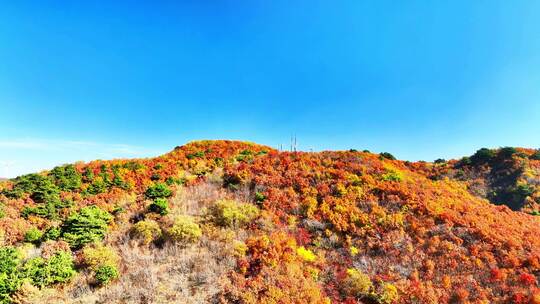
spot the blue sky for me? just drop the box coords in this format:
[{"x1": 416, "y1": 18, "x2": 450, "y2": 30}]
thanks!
[{"x1": 1, "y1": 1, "x2": 540, "y2": 177}]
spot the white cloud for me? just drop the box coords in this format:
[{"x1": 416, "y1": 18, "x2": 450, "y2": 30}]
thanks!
[
  {"x1": 0, "y1": 140, "x2": 49, "y2": 149},
  {"x1": 0, "y1": 139, "x2": 159, "y2": 156},
  {"x1": 0, "y1": 138, "x2": 166, "y2": 178}
]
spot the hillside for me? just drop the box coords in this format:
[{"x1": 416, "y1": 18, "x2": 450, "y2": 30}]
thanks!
[
  {"x1": 410, "y1": 147, "x2": 540, "y2": 212},
  {"x1": 0, "y1": 140, "x2": 540, "y2": 303}
]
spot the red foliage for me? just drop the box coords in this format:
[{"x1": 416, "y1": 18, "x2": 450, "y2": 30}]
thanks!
[
  {"x1": 2, "y1": 140, "x2": 540, "y2": 303},
  {"x1": 519, "y1": 272, "x2": 537, "y2": 286}
]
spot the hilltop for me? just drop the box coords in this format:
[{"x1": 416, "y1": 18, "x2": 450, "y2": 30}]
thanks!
[{"x1": 0, "y1": 140, "x2": 539, "y2": 303}]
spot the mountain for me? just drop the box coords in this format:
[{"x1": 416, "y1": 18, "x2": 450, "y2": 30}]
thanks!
[
  {"x1": 413, "y1": 147, "x2": 540, "y2": 212},
  {"x1": 0, "y1": 140, "x2": 539, "y2": 303}
]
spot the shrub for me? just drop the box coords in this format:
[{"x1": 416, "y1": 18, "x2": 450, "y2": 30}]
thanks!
[
  {"x1": 49, "y1": 164, "x2": 82, "y2": 191},
  {"x1": 85, "y1": 178, "x2": 108, "y2": 195},
  {"x1": 167, "y1": 215, "x2": 202, "y2": 243},
  {"x1": 333, "y1": 184, "x2": 347, "y2": 197},
  {"x1": 82, "y1": 244, "x2": 120, "y2": 285},
  {"x1": 381, "y1": 171, "x2": 403, "y2": 182},
  {"x1": 20, "y1": 177, "x2": 73, "y2": 219},
  {"x1": 255, "y1": 191, "x2": 266, "y2": 203},
  {"x1": 144, "y1": 183, "x2": 172, "y2": 200},
  {"x1": 0, "y1": 273, "x2": 20, "y2": 304},
  {"x1": 470, "y1": 148, "x2": 495, "y2": 165},
  {"x1": 44, "y1": 251, "x2": 76, "y2": 284},
  {"x1": 148, "y1": 198, "x2": 169, "y2": 216},
  {"x1": 186, "y1": 151, "x2": 205, "y2": 159},
  {"x1": 0, "y1": 247, "x2": 20, "y2": 275},
  {"x1": 208, "y1": 199, "x2": 260, "y2": 228},
  {"x1": 511, "y1": 184, "x2": 535, "y2": 202},
  {"x1": 223, "y1": 172, "x2": 245, "y2": 188},
  {"x1": 379, "y1": 152, "x2": 396, "y2": 160},
  {"x1": 112, "y1": 205, "x2": 125, "y2": 215},
  {"x1": 165, "y1": 177, "x2": 177, "y2": 185},
  {"x1": 345, "y1": 268, "x2": 373, "y2": 297},
  {"x1": 112, "y1": 171, "x2": 130, "y2": 190},
  {"x1": 434, "y1": 158, "x2": 446, "y2": 164},
  {"x1": 40, "y1": 240, "x2": 71, "y2": 259},
  {"x1": 8, "y1": 281, "x2": 47, "y2": 304},
  {"x1": 28, "y1": 178, "x2": 61, "y2": 206},
  {"x1": 61, "y1": 206, "x2": 112, "y2": 249},
  {"x1": 21, "y1": 198, "x2": 72, "y2": 220},
  {"x1": 8, "y1": 174, "x2": 71, "y2": 220},
  {"x1": 82, "y1": 243, "x2": 120, "y2": 270},
  {"x1": 83, "y1": 167, "x2": 94, "y2": 182},
  {"x1": 123, "y1": 161, "x2": 145, "y2": 172},
  {"x1": 131, "y1": 219, "x2": 162, "y2": 244},
  {"x1": 296, "y1": 246, "x2": 317, "y2": 262},
  {"x1": 2, "y1": 174, "x2": 56, "y2": 200},
  {"x1": 24, "y1": 227, "x2": 43, "y2": 244},
  {"x1": 233, "y1": 241, "x2": 248, "y2": 257},
  {"x1": 378, "y1": 283, "x2": 399, "y2": 304},
  {"x1": 43, "y1": 226, "x2": 61, "y2": 241},
  {"x1": 0, "y1": 247, "x2": 22, "y2": 303},
  {"x1": 498, "y1": 147, "x2": 517, "y2": 159},
  {"x1": 458, "y1": 156, "x2": 472, "y2": 167},
  {"x1": 236, "y1": 150, "x2": 254, "y2": 162},
  {"x1": 98, "y1": 165, "x2": 111, "y2": 186},
  {"x1": 22, "y1": 251, "x2": 76, "y2": 287},
  {"x1": 531, "y1": 150, "x2": 540, "y2": 160},
  {"x1": 94, "y1": 264, "x2": 119, "y2": 285}
]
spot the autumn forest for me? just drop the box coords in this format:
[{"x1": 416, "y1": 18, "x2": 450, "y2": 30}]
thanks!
[{"x1": 0, "y1": 140, "x2": 539, "y2": 303}]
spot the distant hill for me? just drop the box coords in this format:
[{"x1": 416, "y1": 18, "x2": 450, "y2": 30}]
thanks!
[
  {"x1": 410, "y1": 147, "x2": 540, "y2": 212},
  {"x1": 0, "y1": 140, "x2": 539, "y2": 303}
]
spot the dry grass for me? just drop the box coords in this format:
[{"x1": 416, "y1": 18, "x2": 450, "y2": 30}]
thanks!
[
  {"x1": 170, "y1": 181, "x2": 227, "y2": 217},
  {"x1": 52, "y1": 181, "x2": 252, "y2": 304},
  {"x1": 66, "y1": 239, "x2": 236, "y2": 304}
]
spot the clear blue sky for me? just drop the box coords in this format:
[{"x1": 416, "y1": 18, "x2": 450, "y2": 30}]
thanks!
[{"x1": 1, "y1": 1, "x2": 540, "y2": 177}]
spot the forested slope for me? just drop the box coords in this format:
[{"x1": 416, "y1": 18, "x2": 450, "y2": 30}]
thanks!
[{"x1": 0, "y1": 140, "x2": 539, "y2": 303}]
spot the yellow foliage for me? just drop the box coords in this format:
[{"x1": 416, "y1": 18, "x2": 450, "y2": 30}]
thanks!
[
  {"x1": 334, "y1": 183, "x2": 347, "y2": 197},
  {"x1": 442, "y1": 275, "x2": 451, "y2": 289},
  {"x1": 131, "y1": 219, "x2": 162, "y2": 245},
  {"x1": 350, "y1": 246, "x2": 359, "y2": 256},
  {"x1": 82, "y1": 243, "x2": 120, "y2": 270},
  {"x1": 345, "y1": 268, "x2": 372, "y2": 296},
  {"x1": 378, "y1": 283, "x2": 399, "y2": 304},
  {"x1": 301, "y1": 197, "x2": 318, "y2": 217},
  {"x1": 346, "y1": 173, "x2": 362, "y2": 186},
  {"x1": 297, "y1": 246, "x2": 317, "y2": 262},
  {"x1": 167, "y1": 215, "x2": 202, "y2": 243},
  {"x1": 209, "y1": 199, "x2": 259, "y2": 228},
  {"x1": 233, "y1": 240, "x2": 248, "y2": 257},
  {"x1": 232, "y1": 261, "x2": 328, "y2": 304},
  {"x1": 287, "y1": 215, "x2": 297, "y2": 227},
  {"x1": 306, "y1": 266, "x2": 320, "y2": 280},
  {"x1": 381, "y1": 164, "x2": 405, "y2": 182}
]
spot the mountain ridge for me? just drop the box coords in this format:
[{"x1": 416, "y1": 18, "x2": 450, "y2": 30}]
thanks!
[{"x1": 0, "y1": 140, "x2": 539, "y2": 303}]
